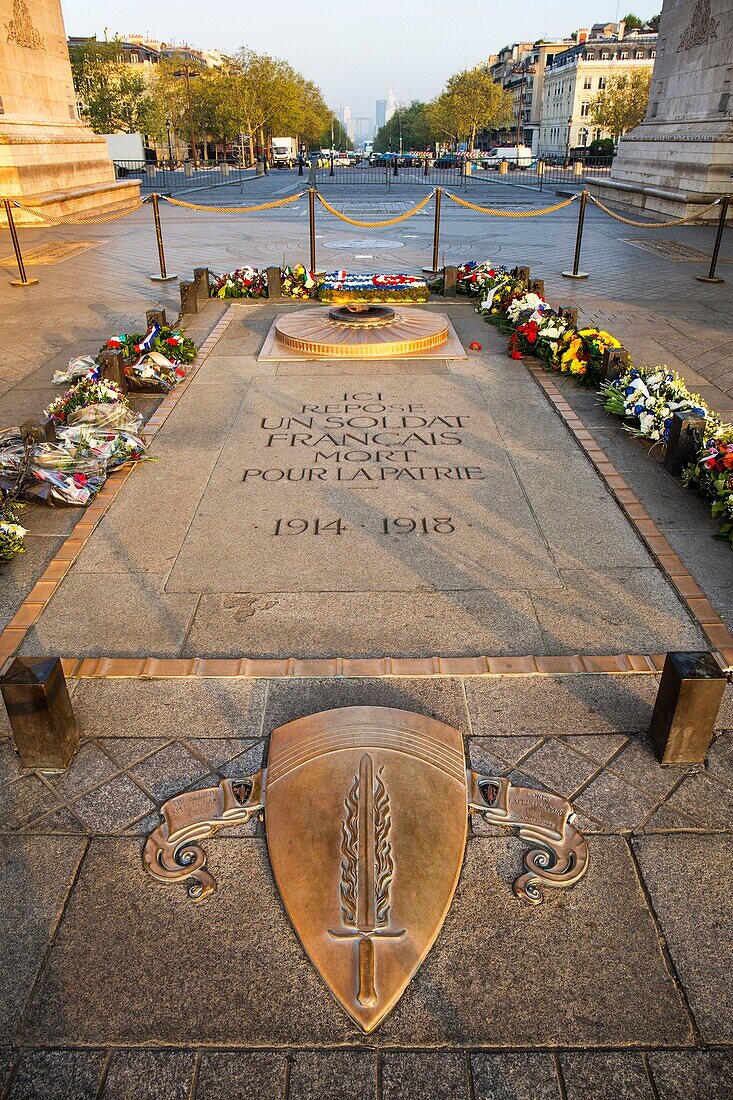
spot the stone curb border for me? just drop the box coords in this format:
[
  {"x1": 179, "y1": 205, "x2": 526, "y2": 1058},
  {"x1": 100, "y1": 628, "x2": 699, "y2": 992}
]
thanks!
[
  {"x1": 0, "y1": 307, "x2": 731, "y2": 679},
  {"x1": 0, "y1": 310, "x2": 234, "y2": 662},
  {"x1": 524, "y1": 361, "x2": 733, "y2": 672}
]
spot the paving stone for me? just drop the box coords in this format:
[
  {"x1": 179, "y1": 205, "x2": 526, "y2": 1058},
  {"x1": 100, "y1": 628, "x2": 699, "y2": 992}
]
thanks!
[
  {"x1": 195, "y1": 1052, "x2": 288, "y2": 1098},
  {"x1": 0, "y1": 835, "x2": 86, "y2": 1040},
  {"x1": 557, "y1": 734, "x2": 629, "y2": 765},
  {"x1": 381, "y1": 1053, "x2": 468, "y2": 1100},
  {"x1": 20, "y1": 574, "x2": 199, "y2": 659},
  {"x1": 72, "y1": 680, "x2": 268, "y2": 741},
  {"x1": 633, "y1": 834, "x2": 733, "y2": 1044},
  {"x1": 519, "y1": 738, "x2": 600, "y2": 797},
  {"x1": 532, "y1": 569, "x2": 707, "y2": 655},
  {"x1": 22, "y1": 806, "x2": 86, "y2": 834},
  {"x1": 0, "y1": 536, "x2": 66, "y2": 627},
  {"x1": 46, "y1": 740, "x2": 118, "y2": 800},
  {"x1": 101, "y1": 1050, "x2": 196, "y2": 1099},
  {"x1": 465, "y1": 676, "x2": 660, "y2": 738},
  {"x1": 574, "y1": 770, "x2": 658, "y2": 831},
  {"x1": 99, "y1": 738, "x2": 171, "y2": 768},
  {"x1": 0, "y1": 774, "x2": 59, "y2": 828},
  {"x1": 560, "y1": 1052, "x2": 654, "y2": 1099},
  {"x1": 264, "y1": 678, "x2": 470, "y2": 737},
  {"x1": 288, "y1": 1051, "x2": 377, "y2": 1100},
  {"x1": 184, "y1": 590, "x2": 546, "y2": 659},
  {"x1": 641, "y1": 801, "x2": 704, "y2": 832},
  {"x1": 8, "y1": 1050, "x2": 105, "y2": 1099},
  {"x1": 605, "y1": 737, "x2": 692, "y2": 800},
  {"x1": 467, "y1": 736, "x2": 543, "y2": 774},
  {"x1": 471, "y1": 1053, "x2": 560, "y2": 1100},
  {"x1": 0, "y1": 1053, "x2": 16, "y2": 1095},
  {"x1": 130, "y1": 742, "x2": 209, "y2": 802},
  {"x1": 706, "y1": 731, "x2": 733, "y2": 787},
  {"x1": 184, "y1": 737, "x2": 262, "y2": 770},
  {"x1": 667, "y1": 772, "x2": 733, "y2": 829},
  {"x1": 71, "y1": 775, "x2": 154, "y2": 833},
  {"x1": 647, "y1": 1050, "x2": 733, "y2": 1100}
]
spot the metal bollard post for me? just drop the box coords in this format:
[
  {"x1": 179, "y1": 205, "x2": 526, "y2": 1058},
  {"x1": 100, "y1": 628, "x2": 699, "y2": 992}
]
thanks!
[
  {"x1": 393, "y1": 158, "x2": 398, "y2": 177},
  {"x1": 572, "y1": 160, "x2": 583, "y2": 179},
  {"x1": 193, "y1": 267, "x2": 210, "y2": 301},
  {"x1": 427, "y1": 187, "x2": 442, "y2": 274},
  {"x1": 649, "y1": 652, "x2": 726, "y2": 765},
  {"x1": 514, "y1": 266, "x2": 530, "y2": 286},
  {"x1": 600, "y1": 346, "x2": 629, "y2": 382},
  {"x1": 3, "y1": 198, "x2": 38, "y2": 287},
  {"x1": 266, "y1": 265, "x2": 283, "y2": 298},
  {"x1": 330, "y1": 154, "x2": 335, "y2": 178},
  {"x1": 99, "y1": 349, "x2": 128, "y2": 393},
  {"x1": 442, "y1": 265, "x2": 458, "y2": 297},
  {"x1": 146, "y1": 308, "x2": 167, "y2": 330},
  {"x1": 663, "y1": 411, "x2": 707, "y2": 477},
  {"x1": 0, "y1": 657, "x2": 78, "y2": 770},
  {"x1": 179, "y1": 280, "x2": 198, "y2": 315},
  {"x1": 555, "y1": 304, "x2": 578, "y2": 327},
  {"x1": 21, "y1": 418, "x2": 55, "y2": 444},
  {"x1": 562, "y1": 189, "x2": 589, "y2": 279},
  {"x1": 529, "y1": 278, "x2": 545, "y2": 296},
  {"x1": 696, "y1": 196, "x2": 729, "y2": 284},
  {"x1": 150, "y1": 193, "x2": 177, "y2": 282},
  {"x1": 308, "y1": 188, "x2": 317, "y2": 273},
  {"x1": 537, "y1": 160, "x2": 544, "y2": 192}
]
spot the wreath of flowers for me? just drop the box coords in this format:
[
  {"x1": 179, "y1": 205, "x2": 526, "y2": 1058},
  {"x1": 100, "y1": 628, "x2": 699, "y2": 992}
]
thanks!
[
  {"x1": 211, "y1": 267, "x2": 268, "y2": 300},
  {"x1": 103, "y1": 327, "x2": 197, "y2": 366},
  {"x1": 0, "y1": 501, "x2": 26, "y2": 562}
]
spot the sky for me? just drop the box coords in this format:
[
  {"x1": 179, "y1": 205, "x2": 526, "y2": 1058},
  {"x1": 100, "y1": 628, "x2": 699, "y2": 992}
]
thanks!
[{"x1": 60, "y1": 0, "x2": 661, "y2": 121}]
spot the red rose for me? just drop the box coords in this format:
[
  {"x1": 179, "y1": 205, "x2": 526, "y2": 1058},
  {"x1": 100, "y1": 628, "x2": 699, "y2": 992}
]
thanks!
[
  {"x1": 469, "y1": 341, "x2": 482, "y2": 351},
  {"x1": 166, "y1": 337, "x2": 178, "y2": 346}
]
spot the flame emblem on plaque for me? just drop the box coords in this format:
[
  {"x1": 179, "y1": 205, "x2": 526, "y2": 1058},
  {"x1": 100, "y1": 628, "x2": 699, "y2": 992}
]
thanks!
[{"x1": 144, "y1": 706, "x2": 589, "y2": 1032}]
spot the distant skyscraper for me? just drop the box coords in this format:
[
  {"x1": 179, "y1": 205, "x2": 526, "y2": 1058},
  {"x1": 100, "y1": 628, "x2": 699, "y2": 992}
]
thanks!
[
  {"x1": 376, "y1": 99, "x2": 387, "y2": 131},
  {"x1": 385, "y1": 88, "x2": 398, "y2": 123}
]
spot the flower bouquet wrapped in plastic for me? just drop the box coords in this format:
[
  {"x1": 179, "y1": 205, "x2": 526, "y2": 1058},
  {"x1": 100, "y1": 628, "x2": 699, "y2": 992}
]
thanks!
[
  {"x1": 0, "y1": 434, "x2": 106, "y2": 507},
  {"x1": 281, "y1": 264, "x2": 316, "y2": 299},
  {"x1": 210, "y1": 267, "x2": 268, "y2": 299},
  {"x1": 52, "y1": 355, "x2": 99, "y2": 386},
  {"x1": 57, "y1": 425, "x2": 148, "y2": 471},
  {"x1": 0, "y1": 501, "x2": 26, "y2": 562}
]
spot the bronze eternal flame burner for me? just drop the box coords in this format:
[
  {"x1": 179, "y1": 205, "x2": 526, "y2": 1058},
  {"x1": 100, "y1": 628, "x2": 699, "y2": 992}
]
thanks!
[{"x1": 144, "y1": 706, "x2": 589, "y2": 1034}]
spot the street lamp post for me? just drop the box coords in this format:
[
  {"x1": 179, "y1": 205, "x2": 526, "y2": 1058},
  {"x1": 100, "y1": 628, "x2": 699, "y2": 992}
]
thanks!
[
  {"x1": 565, "y1": 116, "x2": 572, "y2": 167},
  {"x1": 173, "y1": 65, "x2": 200, "y2": 169}
]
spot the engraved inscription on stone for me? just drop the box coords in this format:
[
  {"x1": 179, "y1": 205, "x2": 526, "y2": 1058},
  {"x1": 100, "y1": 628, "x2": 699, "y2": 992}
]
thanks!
[
  {"x1": 678, "y1": 0, "x2": 719, "y2": 49},
  {"x1": 0, "y1": 241, "x2": 100, "y2": 267}
]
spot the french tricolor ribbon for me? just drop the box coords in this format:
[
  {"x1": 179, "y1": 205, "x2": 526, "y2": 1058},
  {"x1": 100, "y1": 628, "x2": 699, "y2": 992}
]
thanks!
[{"x1": 139, "y1": 323, "x2": 160, "y2": 352}]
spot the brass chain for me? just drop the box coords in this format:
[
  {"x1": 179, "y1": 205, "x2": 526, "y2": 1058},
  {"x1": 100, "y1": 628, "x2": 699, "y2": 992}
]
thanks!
[
  {"x1": 161, "y1": 192, "x2": 303, "y2": 214},
  {"x1": 588, "y1": 194, "x2": 722, "y2": 229},
  {"x1": 315, "y1": 190, "x2": 434, "y2": 227},
  {"x1": 11, "y1": 199, "x2": 146, "y2": 225},
  {"x1": 445, "y1": 193, "x2": 578, "y2": 217}
]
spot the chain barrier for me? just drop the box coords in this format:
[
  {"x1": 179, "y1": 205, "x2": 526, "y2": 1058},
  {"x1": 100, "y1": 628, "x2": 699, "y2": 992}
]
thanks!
[
  {"x1": 588, "y1": 194, "x2": 722, "y2": 229},
  {"x1": 315, "y1": 190, "x2": 434, "y2": 227},
  {"x1": 445, "y1": 192, "x2": 578, "y2": 218},
  {"x1": 160, "y1": 192, "x2": 303, "y2": 214},
  {"x1": 12, "y1": 199, "x2": 146, "y2": 226}
]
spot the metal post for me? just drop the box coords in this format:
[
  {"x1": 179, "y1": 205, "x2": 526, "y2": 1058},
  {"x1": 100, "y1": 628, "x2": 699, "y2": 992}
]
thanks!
[
  {"x1": 649, "y1": 652, "x2": 726, "y2": 765},
  {"x1": 150, "y1": 193, "x2": 177, "y2": 282},
  {"x1": 562, "y1": 189, "x2": 589, "y2": 279},
  {"x1": 424, "y1": 187, "x2": 442, "y2": 275},
  {"x1": 330, "y1": 153, "x2": 334, "y2": 178},
  {"x1": 308, "y1": 187, "x2": 317, "y2": 273},
  {"x1": 0, "y1": 656, "x2": 78, "y2": 770},
  {"x1": 696, "y1": 196, "x2": 729, "y2": 284},
  {"x1": 3, "y1": 199, "x2": 38, "y2": 287}
]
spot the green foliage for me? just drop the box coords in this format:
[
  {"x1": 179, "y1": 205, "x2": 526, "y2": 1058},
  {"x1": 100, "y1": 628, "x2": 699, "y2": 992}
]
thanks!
[
  {"x1": 427, "y1": 68, "x2": 513, "y2": 153},
  {"x1": 621, "y1": 12, "x2": 644, "y2": 29},
  {"x1": 590, "y1": 69, "x2": 651, "y2": 139},
  {"x1": 373, "y1": 101, "x2": 434, "y2": 152},
  {"x1": 70, "y1": 38, "x2": 154, "y2": 133},
  {"x1": 589, "y1": 137, "x2": 615, "y2": 156},
  {"x1": 648, "y1": 12, "x2": 661, "y2": 31},
  {"x1": 321, "y1": 117, "x2": 353, "y2": 150}
]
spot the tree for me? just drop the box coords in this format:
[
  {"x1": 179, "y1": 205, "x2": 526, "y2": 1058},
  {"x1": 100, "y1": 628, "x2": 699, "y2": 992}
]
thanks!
[
  {"x1": 590, "y1": 69, "x2": 652, "y2": 141},
  {"x1": 621, "y1": 12, "x2": 644, "y2": 29},
  {"x1": 373, "y1": 101, "x2": 434, "y2": 153},
  {"x1": 648, "y1": 12, "x2": 661, "y2": 31},
  {"x1": 70, "y1": 38, "x2": 154, "y2": 133},
  {"x1": 426, "y1": 69, "x2": 512, "y2": 155}
]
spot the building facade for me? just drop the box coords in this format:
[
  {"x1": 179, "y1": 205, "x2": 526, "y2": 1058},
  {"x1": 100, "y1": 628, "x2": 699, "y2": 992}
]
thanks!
[{"x1": 538, "y1": 27, "x2": 657, "y2": 156}]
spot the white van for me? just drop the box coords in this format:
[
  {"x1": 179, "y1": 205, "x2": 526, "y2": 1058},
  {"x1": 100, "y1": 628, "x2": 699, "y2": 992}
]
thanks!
[{"x1": 481, "y1": 145, "x2": 534, "y2": 170}]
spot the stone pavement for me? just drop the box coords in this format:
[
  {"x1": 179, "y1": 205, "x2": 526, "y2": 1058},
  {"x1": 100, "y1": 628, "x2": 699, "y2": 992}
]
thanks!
[
  {"x1": 1, "y1": 674, "x2": 733, "y2": 1097},
  {"x1": 1, "y1": 173, "x2": 732, "y2": 1099}
]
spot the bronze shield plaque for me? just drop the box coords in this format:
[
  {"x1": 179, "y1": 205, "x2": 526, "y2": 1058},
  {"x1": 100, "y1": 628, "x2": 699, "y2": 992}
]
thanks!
[{"x1": 265, "y1": 706, "x2": 467, "y2": 1033}]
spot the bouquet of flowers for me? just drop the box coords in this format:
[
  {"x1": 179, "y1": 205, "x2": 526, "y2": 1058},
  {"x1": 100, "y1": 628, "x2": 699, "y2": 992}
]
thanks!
[
  {"x1": 684, "y1": 427, "x2": 733, "y2": 547},
  {"x1": 318, "y1": 272, "x2": 429, "y2": 303},
  {"x1": 45, "y1": 379, "x2": 129, "y2": 425},
  {"x1": 281, "y1": 264, "x2": 317, "y2": 299},
  {"x1": 103, "y1": 326, "x2": 197, "y2": 366},
  {"x1": 52, "y1": 355, "x2": 99, "y2": 386},
  {"x1": 554, "y1": 327, "x2": 622, "y2": 385},
  {"x1": 476, "y1": 272, "x2": 527, "y2": 324},
  {"x1": 457, "y1": 262, "x2": 507, "y2": 297},
  {"x1": 57, "y1": 425, "x2": 148, "y2": 472},
  {"x1": 0, "y1": 501, "x2": 26, "y2": 562},
  {"x1": 602, "y1": 365, "x2": 710, "y2": 442},
  {"x1": 210, "y1": 267, "x2": 268, "y2": 299},
  {"x1": 0, "y1": 434, "x2": 107, "y2": 507}
]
